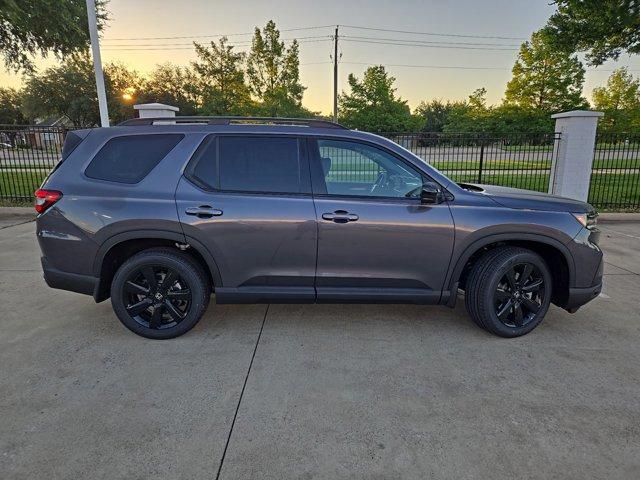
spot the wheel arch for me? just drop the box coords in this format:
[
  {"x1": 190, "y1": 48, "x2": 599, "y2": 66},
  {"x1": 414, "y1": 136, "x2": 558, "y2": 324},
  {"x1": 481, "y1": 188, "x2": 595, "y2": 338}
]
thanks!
[
  {"x1": 92, "y1": 230, "x2": 223, "y2": 302},
  {"x1": 446, "y1": 232, "x2": 575, "y2": 308}
]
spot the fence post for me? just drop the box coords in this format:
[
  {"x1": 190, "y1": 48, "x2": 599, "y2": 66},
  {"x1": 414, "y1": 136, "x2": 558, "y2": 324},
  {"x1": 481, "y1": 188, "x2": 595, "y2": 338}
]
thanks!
[
  {"x1": 548, "y1": 110, "x2": 603, "y2": 201},
  {"x1": 478, "y1": 138, "x2": 484, "y2": 184}
]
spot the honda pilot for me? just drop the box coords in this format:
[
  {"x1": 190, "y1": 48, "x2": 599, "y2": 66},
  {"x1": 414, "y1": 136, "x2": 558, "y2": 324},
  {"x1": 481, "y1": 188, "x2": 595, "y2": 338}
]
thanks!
[{"x1": 35, "y1": 117, "x2": 603, "y2": 339}]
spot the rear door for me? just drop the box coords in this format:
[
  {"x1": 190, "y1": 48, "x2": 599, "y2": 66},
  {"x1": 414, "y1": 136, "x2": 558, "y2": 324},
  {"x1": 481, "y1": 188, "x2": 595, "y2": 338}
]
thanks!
[
  {"x1": 175, "y1": 134, "x2": 317, "y2": 302},
  {"x1": 310, "y1": 137, "x2": 455, "y2": 303}
]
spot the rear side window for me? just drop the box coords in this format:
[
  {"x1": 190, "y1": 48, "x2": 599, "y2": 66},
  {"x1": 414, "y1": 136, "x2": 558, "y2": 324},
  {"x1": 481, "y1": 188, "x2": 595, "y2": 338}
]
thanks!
[
  {"x1": 189, "y1": 136, "x2": 301, "y2": 194},
  {"x1": 85, "y1": 134, "x2": 183, "y2": 184}
]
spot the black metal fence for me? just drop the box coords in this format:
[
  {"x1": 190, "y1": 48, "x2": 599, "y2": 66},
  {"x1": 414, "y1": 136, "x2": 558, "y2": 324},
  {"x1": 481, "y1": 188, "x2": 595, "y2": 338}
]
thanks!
[
  {"x1": 0, "y1": 125, "x2": 68, "y2": 203},
  {"x1": 379, "y1": 132, "x2": 560, "y2": 193},
  {"x1": 589, "y1": 132, "x2": 640, "y2": 209},
  {"x1": 0, "y1": 124, "x2": 638, "y2": 210}
]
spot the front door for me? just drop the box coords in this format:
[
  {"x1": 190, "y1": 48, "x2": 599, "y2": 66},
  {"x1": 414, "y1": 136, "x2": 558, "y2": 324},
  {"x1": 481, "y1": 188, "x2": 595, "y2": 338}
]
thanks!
[
  {"x1": 310, "y1": 138, "x2": 455, "y2": 303},
  {"x1": 175, "y1": 134, "x2": 317, "y2": 302}
]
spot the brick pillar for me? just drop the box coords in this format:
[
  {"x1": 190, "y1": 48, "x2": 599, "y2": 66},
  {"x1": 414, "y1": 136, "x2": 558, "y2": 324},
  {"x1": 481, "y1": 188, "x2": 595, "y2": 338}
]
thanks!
[{"x1": 548, "y1": 110, "x2": 603, "y2": 201}]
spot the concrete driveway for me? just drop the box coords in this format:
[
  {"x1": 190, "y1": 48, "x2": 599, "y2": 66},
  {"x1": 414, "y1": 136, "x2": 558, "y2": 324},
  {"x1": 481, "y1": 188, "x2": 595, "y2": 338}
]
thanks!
[{"x1": 1, "y1": 219, "x2": 639, "y2": 479}]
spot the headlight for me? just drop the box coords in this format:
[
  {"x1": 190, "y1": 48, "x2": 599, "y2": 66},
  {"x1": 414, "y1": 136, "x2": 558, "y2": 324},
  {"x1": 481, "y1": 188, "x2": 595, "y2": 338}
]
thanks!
[{"x1": 572, "y1": 211, "x2": 598, "y2": 230}]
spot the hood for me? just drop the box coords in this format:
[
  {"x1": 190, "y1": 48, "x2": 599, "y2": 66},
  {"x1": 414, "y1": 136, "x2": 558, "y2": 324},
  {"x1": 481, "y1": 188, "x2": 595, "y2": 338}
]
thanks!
[{"x1": 460, "y1": 183, "x2": 594, "y2": 213}]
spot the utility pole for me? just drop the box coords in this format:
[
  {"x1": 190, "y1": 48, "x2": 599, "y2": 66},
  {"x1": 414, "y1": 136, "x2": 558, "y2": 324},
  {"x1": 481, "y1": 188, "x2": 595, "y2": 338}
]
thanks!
[
  {"x1": 333, "y1": 25, "x2": 339, "y2": 123},
  {"x1": 86, "y1": 0, "x2": 109, "y2": 127}
]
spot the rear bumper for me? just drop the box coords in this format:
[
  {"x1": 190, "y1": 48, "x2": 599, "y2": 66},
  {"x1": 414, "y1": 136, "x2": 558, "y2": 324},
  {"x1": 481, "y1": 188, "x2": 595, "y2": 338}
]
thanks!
[{"x1": 41, "y1": 257, "x2": 98, "y2": 297}]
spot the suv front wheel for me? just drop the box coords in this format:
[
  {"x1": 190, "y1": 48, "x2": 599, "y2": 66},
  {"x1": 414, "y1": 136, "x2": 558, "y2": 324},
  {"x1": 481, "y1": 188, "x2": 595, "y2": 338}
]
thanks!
[
  {"x1": 465, "y1": 246, "x2": 552, "y2": 337},
  {"x1": 110, "y1": 248, "x2": 211, "y2": 339}
]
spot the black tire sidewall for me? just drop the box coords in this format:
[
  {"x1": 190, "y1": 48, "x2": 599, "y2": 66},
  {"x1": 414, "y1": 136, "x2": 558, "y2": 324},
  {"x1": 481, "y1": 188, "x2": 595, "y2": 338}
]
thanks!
[
  {"x1": 110, "y1": 252, "x2": 209, "y2": 339},
  {"x1": 478, "y1": 251, "x2": 552, "y2": 337}
]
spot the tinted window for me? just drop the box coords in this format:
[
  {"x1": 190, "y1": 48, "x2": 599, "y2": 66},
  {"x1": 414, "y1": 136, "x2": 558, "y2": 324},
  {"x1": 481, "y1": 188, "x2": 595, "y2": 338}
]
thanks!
[
  {"x1": 317, "y1": 139, "x2": 423, "y2": 198},
  {"x1": 217, "y1": 137, "x2": 300, "y2": 193},
  {"x1": 85, "y1": 134, "x2": 183, "y2": 183}
]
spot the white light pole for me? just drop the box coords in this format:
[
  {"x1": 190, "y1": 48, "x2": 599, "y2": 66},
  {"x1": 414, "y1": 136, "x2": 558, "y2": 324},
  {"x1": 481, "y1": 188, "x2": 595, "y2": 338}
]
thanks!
[{"x1": 86, "y1": 0, "x2": 109, "y2": 127}]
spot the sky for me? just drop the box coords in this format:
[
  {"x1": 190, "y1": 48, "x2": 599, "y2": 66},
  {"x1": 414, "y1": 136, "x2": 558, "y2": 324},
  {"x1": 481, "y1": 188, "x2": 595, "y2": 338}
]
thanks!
[{"x1": 2, "y1": 0, "x2": 640, "y2": 115}]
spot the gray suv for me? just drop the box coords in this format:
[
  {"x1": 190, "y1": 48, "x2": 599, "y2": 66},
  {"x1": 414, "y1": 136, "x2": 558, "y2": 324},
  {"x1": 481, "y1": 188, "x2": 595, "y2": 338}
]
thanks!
[{"x1": 35, "y1": 117, "x2": 603, "y2": 339}]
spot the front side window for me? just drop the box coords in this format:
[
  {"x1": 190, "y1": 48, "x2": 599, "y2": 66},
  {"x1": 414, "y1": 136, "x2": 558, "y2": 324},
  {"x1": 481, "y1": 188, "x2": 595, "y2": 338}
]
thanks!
[
  {"x1": 189, "y1": 136, "x2": 302, "y2": 194},
  {"x1": 85, "y1": 134, "x2": 183, "y2": 184},
  {"x1": 317, "y1": 139, "x2": 423, "y2": 198}
]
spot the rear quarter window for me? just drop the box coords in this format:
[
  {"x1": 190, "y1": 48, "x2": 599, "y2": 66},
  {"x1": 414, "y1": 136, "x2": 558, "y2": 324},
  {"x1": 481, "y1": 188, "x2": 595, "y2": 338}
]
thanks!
[{"x1": 85, "y1": 134, "x2": 183, "y2": 184}]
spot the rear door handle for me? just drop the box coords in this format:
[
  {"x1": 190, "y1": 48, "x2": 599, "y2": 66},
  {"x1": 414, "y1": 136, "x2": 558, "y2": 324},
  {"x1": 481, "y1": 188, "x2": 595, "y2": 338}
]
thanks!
[
  {"x1": 322, "y1": 210, "x2": 359, "y2": 223},
  {"x1": 185, "y1": 206, "x2": 223, "y2": 218}
]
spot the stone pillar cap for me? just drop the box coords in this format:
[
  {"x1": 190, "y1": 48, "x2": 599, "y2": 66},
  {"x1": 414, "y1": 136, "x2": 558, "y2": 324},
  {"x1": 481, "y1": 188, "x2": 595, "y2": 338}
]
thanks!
[{"x1": 551, "y1": 110, "x2": 604, "y2": 119}]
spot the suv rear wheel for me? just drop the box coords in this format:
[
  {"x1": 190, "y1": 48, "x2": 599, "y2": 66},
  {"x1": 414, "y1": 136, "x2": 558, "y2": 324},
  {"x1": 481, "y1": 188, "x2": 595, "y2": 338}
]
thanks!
[
  {"x1": 110, "y1": 248, "x2": 210, "y2": 339},
  {"x1": 465, "y1": 246, "x2": 552, "y2": 337}
]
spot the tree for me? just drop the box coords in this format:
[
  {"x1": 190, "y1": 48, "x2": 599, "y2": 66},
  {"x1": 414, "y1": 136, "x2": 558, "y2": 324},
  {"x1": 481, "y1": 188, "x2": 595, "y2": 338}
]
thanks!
[
  {"x1": 22, "y1": 53, "x2": 140, "y2": 126},
  {"x1": 104, "y1": 62, "x2": 143, "y2": 124},
  {"x1": 339, "y1": 65, "x2": 417, "y2": 132},
  {"x1": 544, "y1": 0, "x2": 640, "y2": 66},
  {"x1": 137, "y1": 63, "x2": 199, "y2": 115},
  {"x1": 592, "y1": 67, "x2": 640, "y2": 131},
  {"x1": 191, "y1": 37, "x2": 253, "y2": 115},
  {"x1": 504, "y1": 30, "x2": 588, "y2": 112},
  {"x1": 414, "y1": 99, "x2": 459, "y2": 132},
  {"x1": 0, "y1": 87, "x2": 27, "y2": 125},
  {"x1": 0, "y1": 0, "x2": 108, "y2": 73},
  {"x1": 246, "y1": 20, "x2": 307, "y2": 116}
]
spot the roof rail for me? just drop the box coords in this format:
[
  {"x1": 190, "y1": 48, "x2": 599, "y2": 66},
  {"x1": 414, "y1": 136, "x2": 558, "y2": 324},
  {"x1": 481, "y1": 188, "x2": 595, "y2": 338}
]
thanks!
[{"x1": 117, "y1": 116, "x2": 348, "y2": 129}]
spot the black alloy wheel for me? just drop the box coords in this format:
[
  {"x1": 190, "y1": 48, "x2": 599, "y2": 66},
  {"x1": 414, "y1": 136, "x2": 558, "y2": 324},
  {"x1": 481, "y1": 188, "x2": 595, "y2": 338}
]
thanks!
[
  {"x1": 465, "y1": 246, "x2": 553, "y2": 337},
  {"x1": 111, "y1": 248, "x2": 210, "y2": 339},
  {"x1": 494, "y1": 262, "x2": 545, "y2": 328},
  {"x1": 123, "y1": 265, "x2": 192, "y2": 330}
]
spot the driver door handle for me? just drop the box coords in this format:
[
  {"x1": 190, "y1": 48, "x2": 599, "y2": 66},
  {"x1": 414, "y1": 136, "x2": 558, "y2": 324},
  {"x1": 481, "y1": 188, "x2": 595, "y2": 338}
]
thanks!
[
  {"x1": 322, "y1": 210, "x2": 359, "y2": 223},
  {"x1": 185, "y1": 205, "x2": 223, "y2": 218}
]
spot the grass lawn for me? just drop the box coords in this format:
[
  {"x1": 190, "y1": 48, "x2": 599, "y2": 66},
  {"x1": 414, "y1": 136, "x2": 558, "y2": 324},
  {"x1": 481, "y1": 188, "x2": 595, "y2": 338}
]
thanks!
[{"x1": 0, "y1": 170, "x2": 48, "y2": 201}]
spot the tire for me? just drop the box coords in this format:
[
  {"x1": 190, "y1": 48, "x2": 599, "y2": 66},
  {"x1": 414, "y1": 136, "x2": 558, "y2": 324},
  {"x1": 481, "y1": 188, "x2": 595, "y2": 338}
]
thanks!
[
  {"x1": 110, "y1": 248, "x2": 211, "y2": 339},
  {"x1": 465, "y1": 247, "x2": 552, "y2": 337}
]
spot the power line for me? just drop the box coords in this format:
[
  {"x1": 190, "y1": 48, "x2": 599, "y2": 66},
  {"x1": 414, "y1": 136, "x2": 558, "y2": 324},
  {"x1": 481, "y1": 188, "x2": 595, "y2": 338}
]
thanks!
[
  {"x1": 341, "y1": 38, "x2": 518, "y2": 51},
  {"x1": 342, "y1": 35, "x2": 521, "y2": 48},
  {"x1": 340, "y1": 61, "x2": 640, "y2": 72},
  {"x1": 103, "y1": 25, "x2": 335, "y2": 41},
  {"x1": 341, "y1": 24, "x2": 527, "y2": 41},
  {"x1": 102, "y1": 35, "x2": 331, "y2": 48},
  {"x1": 102, "y1": 38, "x2": 332, "y2": 51}
]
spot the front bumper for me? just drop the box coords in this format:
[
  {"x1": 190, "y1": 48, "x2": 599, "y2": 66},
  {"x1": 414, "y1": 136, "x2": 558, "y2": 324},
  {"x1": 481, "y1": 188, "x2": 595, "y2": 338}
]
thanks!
[
  {"x1": 41, "y1": 256, "x2": 98, "y2": 297},
  {"x1": 565, "y1": 282, "x2": 602, "y2": 312},
  {"x1": 564, "y1": 252, "x2": 604, "y2": 312}
]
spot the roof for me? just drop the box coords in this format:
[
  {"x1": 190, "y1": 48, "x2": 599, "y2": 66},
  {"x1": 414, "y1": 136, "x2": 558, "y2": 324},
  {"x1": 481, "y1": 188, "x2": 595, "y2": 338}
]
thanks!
[{"x1": 36, "y1": 115, "x2": 72, "y2": 127}]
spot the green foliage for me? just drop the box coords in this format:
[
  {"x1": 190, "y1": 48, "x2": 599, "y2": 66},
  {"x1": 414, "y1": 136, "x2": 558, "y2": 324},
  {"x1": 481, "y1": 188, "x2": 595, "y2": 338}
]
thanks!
[
  {"x1": 414, "y1": 99, "x2": 463, "y2": 132},
  {"x1": 339, "y1": 65, "x2": 417, "y2": 132},
  {"x1": 137, "y1": 63, "x2": 199, "y2": 115},
  {"x1": 544, "y1": 0, "x2": 640, "y2": 66},
  {"x1": 504, "y1": 30, "x2": 588, "y2": 112},
  {"x1": 22, "y1": 53, "x2": 139, "y2": 126},
  {"x1": 104, "y1": 62, "x2": 142, "y2": 124},
  {"x1": 592, "y1": 67, "x2": 640, "y2": 132},
  {"x1": 0, "y1": 87, "x2": 27, "y2": 124},
  {"x1": 192, "y1": 37, "x2": 254, "y2": 115},
  {"x1": 0, "y1": 0, "x2": 108, "y2": 73},
  {"x1": 246, "y1": 20, "x2": 307, "y2": 116}
]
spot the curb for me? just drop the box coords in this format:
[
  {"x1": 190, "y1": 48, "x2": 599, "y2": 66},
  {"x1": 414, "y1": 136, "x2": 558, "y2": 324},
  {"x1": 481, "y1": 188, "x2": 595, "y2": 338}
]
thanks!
[
  {"x1": 0, "y1": 207, "x2": 34, "y2": 217},
  {"x1": 598, "y1": 213, "x2": 640, "y2": 223}
]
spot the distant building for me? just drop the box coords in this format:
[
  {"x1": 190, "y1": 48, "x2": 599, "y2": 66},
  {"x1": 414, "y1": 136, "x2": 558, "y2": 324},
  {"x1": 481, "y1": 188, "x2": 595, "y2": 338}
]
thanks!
[{"x1": 25, "y1": 116, "x2": 73, "y2": 149}]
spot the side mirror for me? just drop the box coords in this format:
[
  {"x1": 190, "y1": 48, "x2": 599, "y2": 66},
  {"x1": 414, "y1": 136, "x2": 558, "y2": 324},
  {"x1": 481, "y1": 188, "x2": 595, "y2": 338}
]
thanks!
[{"x1": 420, "y1": 184, "x2": 443, "y2": 204}]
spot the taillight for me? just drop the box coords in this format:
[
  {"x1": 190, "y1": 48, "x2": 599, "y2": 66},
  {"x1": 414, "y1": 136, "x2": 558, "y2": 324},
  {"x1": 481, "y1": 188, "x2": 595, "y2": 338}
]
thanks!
[{"x1": 34, "y1": 189, "x2": 63, "y2": 214}]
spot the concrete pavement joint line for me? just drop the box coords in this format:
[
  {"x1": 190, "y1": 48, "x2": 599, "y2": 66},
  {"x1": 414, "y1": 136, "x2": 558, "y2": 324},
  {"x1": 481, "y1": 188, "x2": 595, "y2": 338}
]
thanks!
[
  {"x1": 215, "y1": 304, "x2": 270, "y2": 480},
  {"x1": 0, "y1": 219, "x2": 34, "y2": 230},
  {"x1": 601, "y1": 227, "x2": 640, "y2": 240},
  {"x1": 604, "y1": 261, "x2": 640, "y2": 276}
]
